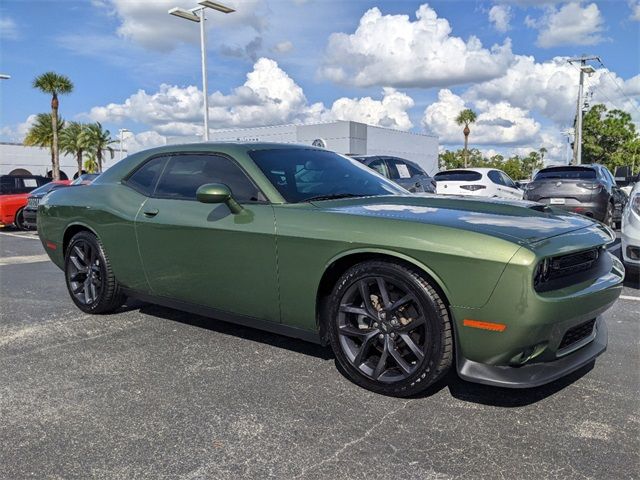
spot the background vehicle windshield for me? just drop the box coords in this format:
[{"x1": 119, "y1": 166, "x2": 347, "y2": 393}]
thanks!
[
  {"x1": 434, "y1": 170, "x2": 482, "y2": 181},
  {"x1": 250, "y1": 148, "x2": 407, "y2": 202},
  {"x1": 29, "y1": 182, "x2": 60, "y2": 195},
  {"x1": 535, "y1": 167, "x2": 597, "y2": 180}
]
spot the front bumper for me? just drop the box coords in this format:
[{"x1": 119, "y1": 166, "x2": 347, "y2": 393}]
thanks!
[
  {"x1": 23, "y1": 207, "x2": 37, "y2": 228},
  {"x1": 457, "y1": 316, "x2": 607, "y2": 388}
]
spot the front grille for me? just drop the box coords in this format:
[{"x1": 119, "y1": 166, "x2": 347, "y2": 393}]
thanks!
[
  {"x1": 27, "y1": 197, "x2": 40, "y2": 208},
  {"x1": 534, "y1": 247, "x2": 603, "y2": 291},
  {"x1": 559, "y1": 319, "x2": 596, "y2": 350}
]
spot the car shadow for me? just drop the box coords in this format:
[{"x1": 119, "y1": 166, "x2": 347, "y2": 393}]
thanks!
[
  {"x1": 123, "y1": 299, "x2": 597, "y2": 406},
  {"x1": 126, "y1": 299, "x2": 333, "y2": 361}
]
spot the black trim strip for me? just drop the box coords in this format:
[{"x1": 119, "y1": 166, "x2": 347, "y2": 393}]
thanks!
[{"x1": 121, "y1": 288, "x2": 323, "y2": 345}]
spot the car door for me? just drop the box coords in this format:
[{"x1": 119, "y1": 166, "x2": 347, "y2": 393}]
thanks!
[
  {"x1": 133, "y1": 152, "x2": 280, "y2": 323},
  {"x1": 499, "y1": 171, "x2": 524, "y2": 199}
]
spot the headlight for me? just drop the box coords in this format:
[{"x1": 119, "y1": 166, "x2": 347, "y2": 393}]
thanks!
[{"x1": 632, "y1": 194, "x2": 640, "y2": 216}]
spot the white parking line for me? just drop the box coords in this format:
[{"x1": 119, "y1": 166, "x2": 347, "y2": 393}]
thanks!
[
  {"x1": 619, "y1": 295, "x2": 640, "y2": 301},
  {"x1": 0, "y1": 254, "x2": 50, "y2": 266},
  {"x1": 0, "y1": 231, "x2": 39, "y2": 240}
]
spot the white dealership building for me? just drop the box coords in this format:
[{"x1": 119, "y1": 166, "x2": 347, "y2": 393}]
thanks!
[
  {"x1": 1, "y1": 120, "x2": 439, "y2": 177},
  {"x1": 204, "y1": 120, "x2": 439, "y2": 174}
]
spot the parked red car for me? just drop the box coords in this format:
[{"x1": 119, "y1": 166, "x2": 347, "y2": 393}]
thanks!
[{"x1": 0, "y1": 175, "x2": 56, "y2": 230}]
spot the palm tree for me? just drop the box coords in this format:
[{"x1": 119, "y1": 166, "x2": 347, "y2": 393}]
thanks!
[
  {"x1": 455, "y1": 109, "x2": 478, "y2": 168},
  {"x1": 33, "y1": 72, "x2": 74, "y2": 180},
  {"x1": 81, "y1": 122, "x2": 116, "y2": 172},
  {"x1": 83, "y1": 153, "x2": 99, "y2": 174},
  {"x1": 24, "y1": 113, "x2": 65, "y2": 172},
  {"x1": 60, "y1": 122, "x2": 88, "y2": 179}
]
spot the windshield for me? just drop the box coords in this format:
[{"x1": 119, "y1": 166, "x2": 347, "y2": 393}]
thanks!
[
  {"x1": 29, "y1": 182, "x2": 61, "y2": 195},
  {"x1": 434, "y1": 170, "x2": 482, "y2": 181},
  {"x1": 535, "y1": 167, "x2": 597, "y2": 180},
  {"x1": 71, "y1": 174, "x2": 99, "y2": 185},
  {"x1": 249, "y1": 148, "x2": 407, "y2": 202}
]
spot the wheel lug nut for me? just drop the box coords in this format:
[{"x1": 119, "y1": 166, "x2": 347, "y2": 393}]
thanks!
[
  {"x1": 390, "y1": 333, "x2": 396, "y2": 338},
  {"x1": 378, "y1": 334, "x2": 384, "y2": 340},
  {"x1": 373, "y1": 322, "x2": 378, "y2": 328}
]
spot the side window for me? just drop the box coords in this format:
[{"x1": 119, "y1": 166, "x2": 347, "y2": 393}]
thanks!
[
  {"x1": 368, "y1": 159, "x2": 389, "y2": 178},
  {"x1": 126, "y1": 156, "x2": 169, "y2": 196},
  {"x1": 154, "y1": 154, "x2": 263, "y2": 202},
  {"x1": 387, "y1": 159, "x2": 416, "y2": 179},
  {"x1": 501, "y1": 172, "x2": 517, "y2": 188},
  {"x1": 487, "y1": 170, "x2": 504, "y2": 185},
  {"x1": 0, "y1": 177, "x2": 15, "y2": 194}
]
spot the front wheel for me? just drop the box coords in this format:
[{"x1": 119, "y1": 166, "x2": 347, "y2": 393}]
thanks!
[
  {"x1": 14, "y1": 208, "x2": 28, "y2": 231},
  {"x1": 64, "y1": 231, "x2": 125, "y2": 314},
  {"x1": 327, "y1": 261, "x2": 453, "y2": 397}
]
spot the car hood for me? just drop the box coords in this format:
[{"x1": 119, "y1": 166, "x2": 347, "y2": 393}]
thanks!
[{"x1": 311, "y1": 195, "x2": 609, "y2": 245}]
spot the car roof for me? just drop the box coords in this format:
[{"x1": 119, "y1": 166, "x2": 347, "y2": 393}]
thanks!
[
  {"x1": 437, "y1": 168, "x2": 496, "y2": 173},
  {"x1": 539, "y1": 164, "x2": 597, "y2": 170}
]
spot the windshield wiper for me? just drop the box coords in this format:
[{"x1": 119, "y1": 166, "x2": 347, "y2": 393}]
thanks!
[{"x1": 303, "y1": 193, "x2": 368, "y2": 202}]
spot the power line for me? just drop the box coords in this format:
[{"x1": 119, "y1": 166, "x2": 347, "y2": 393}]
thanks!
[{"x1": 596, "y1": 59, "x2": 640, "y2": 116}]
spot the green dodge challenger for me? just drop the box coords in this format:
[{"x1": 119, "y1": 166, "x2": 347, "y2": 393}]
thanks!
[{"x1": 37, "y1": 143, "x2": 624, "y2": 396}]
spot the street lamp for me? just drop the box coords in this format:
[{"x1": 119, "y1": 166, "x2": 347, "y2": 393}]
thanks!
[
  {"x1": 0, "y1": 74, "x2": 10, "y2": 80},
  {"x1": 118, "y1": 128, "x2": 130, "y2": 161},
  {"x1": 169, "y1": 1, "x2": 235, "y2": 141}
]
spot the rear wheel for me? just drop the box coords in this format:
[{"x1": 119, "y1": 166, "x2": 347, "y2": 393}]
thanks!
[
  {"x1": 64, "y1": 231, "x2": 125, "y2": 314},
  {"x1": 327, "y1": 260, "x2": 453, "y2": 397}
]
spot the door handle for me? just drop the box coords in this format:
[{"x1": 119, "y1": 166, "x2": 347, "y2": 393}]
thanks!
[{"x1": 143, "y1": 208, "x2": 159, "y2": 217}]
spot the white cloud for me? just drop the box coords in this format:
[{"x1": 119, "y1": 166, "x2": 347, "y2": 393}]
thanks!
[
  {"x1": 488, "y1": 5, "x2": 512, "y2": 32},
  {"x1": 466, "y1": 55, "x2": 640, "y2": 125},
  {"x1": 0, "y1": 115, "x2": 37, "y2": 142},
  {"x1": 123, "y1": 130, "x2": 168, "y2": 153},
  {"x1": 319, "y1": 4, "x2": 514, "y2": 88},
  {"x1": 630, "y1": 1, "x2": 640, "y2": 21},
  {"x1": 97, "y1": 0, "x2": 268, "y2": 53},
  {"x1": 273, "y1": 40, "x2": 294, "y2": 53},
  {"x1": 422, "y1": 89, "x2": 540, "y2": 146},
  {"x1": 330, "y1": 88, "x2": 415, "y2": 130},
  {"x1": 86, "y1": 58, "x2": 416, "y2": 136},
  {"x1": 533, "y1": 2, "x2": 606, "y2": 48},
  {"x1": 0, "y1": 16, "x2": 19, "y2": 40}
]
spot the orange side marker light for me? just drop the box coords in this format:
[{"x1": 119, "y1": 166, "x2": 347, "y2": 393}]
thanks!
[{"x1": 463, "y1": 319, "x2": 507, "y2": 332}]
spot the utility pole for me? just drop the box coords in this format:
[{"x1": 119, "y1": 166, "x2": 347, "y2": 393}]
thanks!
[{"x1": 567, "y1": 56, "x2": 599, "y2": 165}]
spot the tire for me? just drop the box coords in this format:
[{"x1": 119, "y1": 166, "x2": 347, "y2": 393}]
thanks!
[
  {"x1": 603, "y1": 202, "x2": 614, "y2": 228},
  {"x1": 327, "y1": 260, "x2": 453, "y2": 397},
  {"x1": 14, "y1": 208, "x2": 27, "y2": 231},
  {"x1": 64, "y1": 231, "x2": 125, "y2": 314}
]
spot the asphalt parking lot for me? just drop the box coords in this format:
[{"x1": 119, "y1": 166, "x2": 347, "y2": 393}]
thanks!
[{"x1": 1, "y1": 229, "x2": 638, "y2": 480}]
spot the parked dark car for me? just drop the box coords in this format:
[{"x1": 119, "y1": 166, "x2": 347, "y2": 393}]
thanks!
[
  {"x1": 350, "y1": 155, "x2": 436, "y2": 193},
  {"x1": 22, "y1": 180, "x2": 71, "y2": 229},
  {"x1": 523, "y1": 164, "x2": 627, "y2": 227}
]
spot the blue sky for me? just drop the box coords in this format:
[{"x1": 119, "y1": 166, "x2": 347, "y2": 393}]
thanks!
[{"x1": 1, "y1": 0, "x2": 639, "y2": 161}]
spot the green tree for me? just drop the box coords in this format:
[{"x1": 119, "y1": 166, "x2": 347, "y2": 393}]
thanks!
[
  {"x1": 32, "y1": 72, "x2": 74, "y2": 180},
  {"x1": 501, "y1": 156, "x2": 525, "y2": 180},
  {"x1": 83, "y1": 153, "x2": 99, "y2": 174},
  {"x1": 80, "y1": 122, "x2": 116, "y2": 172},
  {"x1": 455, "y1": 109, "x2": 478, "y2": 168},
  {"x1": 582, "y1": 104, "x2": 639, "y2": 173},
  {"x1": 24, "y1": 113, "x2": 65, "y2": 172},
  {"x1": 60, "y1": 122, "x2": 87, "y2": 178}
]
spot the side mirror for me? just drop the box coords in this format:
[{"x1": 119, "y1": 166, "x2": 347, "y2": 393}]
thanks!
[{"x1": 196, "y1": 183, "x2": 243, "y2": 214}]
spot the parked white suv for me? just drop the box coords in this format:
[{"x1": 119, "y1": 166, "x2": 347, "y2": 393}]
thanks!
[
  {"x1": 434, "y1": 168, "x2": 523, "y2": 199},
  {"x1": 621, "y1": 182, "x2": 640, "y2": 272}
]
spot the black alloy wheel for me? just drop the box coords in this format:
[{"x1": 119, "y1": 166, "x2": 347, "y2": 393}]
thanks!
[
  {"x1": 64, "y1": 231, "x2": 125, "y2": 314},
  {"x1": 328, "y1": 261, "x2": 452, "y2": 397}
]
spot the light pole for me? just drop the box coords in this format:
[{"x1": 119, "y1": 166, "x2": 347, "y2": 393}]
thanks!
[
  {"x1": 169, "y1": 1, "x2": 235, "y2": 142},
  {"x1": 118, "y1": 128, "x2": 130, "y2": 161},
  {"x1": 568, "y1": 56, "x2": 598, "y2": 165},
  {"x1": 0, "y1": 74, "x2": 10, "y2": 80}
]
